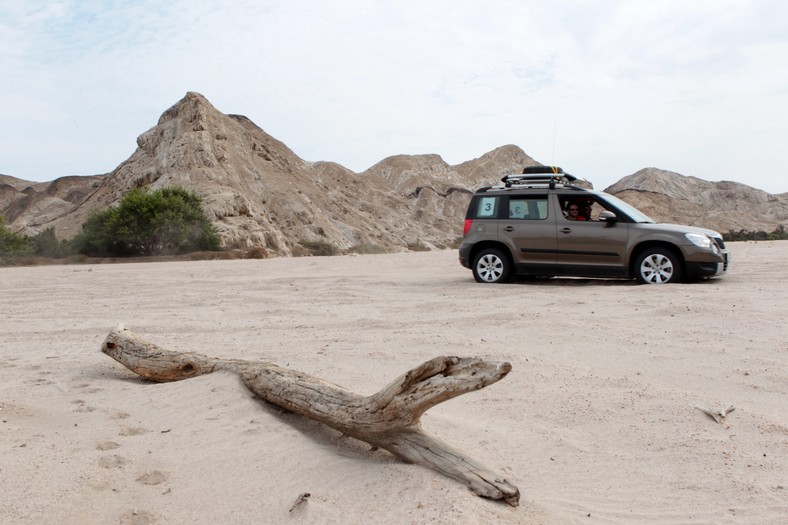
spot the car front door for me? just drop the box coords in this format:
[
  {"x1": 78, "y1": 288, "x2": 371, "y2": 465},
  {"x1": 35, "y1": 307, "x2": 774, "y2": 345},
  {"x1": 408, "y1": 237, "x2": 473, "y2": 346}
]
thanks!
[{"x1": 555, "y1": 196, "x2": 629, "y2": 274}]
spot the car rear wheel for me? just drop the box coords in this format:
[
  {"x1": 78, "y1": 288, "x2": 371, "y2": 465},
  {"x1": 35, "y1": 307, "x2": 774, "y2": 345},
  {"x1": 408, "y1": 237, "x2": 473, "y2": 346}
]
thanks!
[
  {"x1": 472, "y1": 248, "x2": 512, "y2": 283},
  {"x1": 635, "y1": 248, "x2": 683, "y2": 284}
]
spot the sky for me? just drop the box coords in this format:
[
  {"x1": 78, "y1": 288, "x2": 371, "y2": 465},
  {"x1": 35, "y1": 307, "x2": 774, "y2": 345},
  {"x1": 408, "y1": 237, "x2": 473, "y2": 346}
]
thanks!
[{"x1": 1, "y1": 0, "x2": 787, "y2": 193}]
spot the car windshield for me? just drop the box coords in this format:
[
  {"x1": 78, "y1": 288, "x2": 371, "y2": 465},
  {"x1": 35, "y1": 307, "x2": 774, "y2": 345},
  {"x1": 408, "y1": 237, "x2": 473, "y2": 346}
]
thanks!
[{"x1": 597, "y1": 193, "x2": 655, "y2": 223}]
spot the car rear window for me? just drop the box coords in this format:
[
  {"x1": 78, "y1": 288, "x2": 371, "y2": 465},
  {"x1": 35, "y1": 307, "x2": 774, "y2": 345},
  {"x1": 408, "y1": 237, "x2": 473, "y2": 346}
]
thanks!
[
  {"x1": 475, "y1": 196, "x2": 499, "y2": 218},
  {"x1": 508, "y1": 196, "x2": 548, "y2": 220}
]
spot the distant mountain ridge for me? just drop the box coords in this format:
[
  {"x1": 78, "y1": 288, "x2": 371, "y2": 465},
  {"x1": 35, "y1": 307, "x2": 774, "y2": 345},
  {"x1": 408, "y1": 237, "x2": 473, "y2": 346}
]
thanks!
[
  {"x1": 2, "y1": 92, "x2": 785, "y2": 255},
  {"x1": 606, "y1": 168, "x2": 787, "y2": 232}
]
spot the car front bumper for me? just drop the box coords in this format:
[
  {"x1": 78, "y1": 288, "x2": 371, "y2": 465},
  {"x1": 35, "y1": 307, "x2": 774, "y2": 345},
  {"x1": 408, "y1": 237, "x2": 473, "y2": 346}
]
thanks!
[{"x1": 686, "y1": 250, "x2": 729, "y2": 278}]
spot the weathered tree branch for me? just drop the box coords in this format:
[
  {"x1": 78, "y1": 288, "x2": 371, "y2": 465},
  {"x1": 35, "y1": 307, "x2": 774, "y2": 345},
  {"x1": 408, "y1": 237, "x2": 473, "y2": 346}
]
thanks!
[{"x1": 101, "y1": 325, "x2": 520, "y2": 506}]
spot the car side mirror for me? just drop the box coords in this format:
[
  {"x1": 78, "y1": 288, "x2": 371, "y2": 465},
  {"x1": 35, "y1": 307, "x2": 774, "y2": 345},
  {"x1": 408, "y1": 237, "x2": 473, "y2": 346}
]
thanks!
[{"x1": 599, "y1": 211, "x2": 618, "y2": 222}]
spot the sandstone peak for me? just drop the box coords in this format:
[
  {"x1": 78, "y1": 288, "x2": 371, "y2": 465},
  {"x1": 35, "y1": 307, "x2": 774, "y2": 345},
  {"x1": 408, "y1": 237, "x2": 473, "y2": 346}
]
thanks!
[
  {"x1": 606, "y1": 168, "x2": 787, "y2": 231},
  {"x1": 2, "y1": 93, "x2": 785, "y2": 253}
]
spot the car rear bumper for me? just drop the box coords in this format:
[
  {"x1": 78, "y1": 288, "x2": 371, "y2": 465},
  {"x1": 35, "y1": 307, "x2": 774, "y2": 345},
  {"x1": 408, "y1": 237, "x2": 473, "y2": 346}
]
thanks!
[{"x1": 458, "y1": 244, "x2": 472, "y2": 269}]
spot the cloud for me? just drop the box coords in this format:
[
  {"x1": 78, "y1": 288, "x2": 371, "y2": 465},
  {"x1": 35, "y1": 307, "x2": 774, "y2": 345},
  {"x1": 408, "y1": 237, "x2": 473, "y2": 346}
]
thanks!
[{"x1": 1, "y1": 0, "x2": 786, "y2": 193}]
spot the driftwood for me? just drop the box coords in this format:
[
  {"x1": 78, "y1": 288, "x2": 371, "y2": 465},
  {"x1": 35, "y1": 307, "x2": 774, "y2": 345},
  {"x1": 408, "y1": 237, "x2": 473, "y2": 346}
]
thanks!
[
  {"x1": 695, "y1": 404, "x2": 736, "y2": 428},
  {"x1": 100, "y1": 325, "x2": 520, "y2": 506}
]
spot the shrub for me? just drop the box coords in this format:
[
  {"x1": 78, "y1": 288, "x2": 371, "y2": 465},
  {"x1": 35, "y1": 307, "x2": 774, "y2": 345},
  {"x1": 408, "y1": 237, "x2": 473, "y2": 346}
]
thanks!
[
  {"x1": 245, "y1": 247, "x2": 269, "y2": 259},
  {"x1": 31, "y1": 227, "x2": 73, "y2": 258},
  {"x1": 348, "y1": 242, "x2": 387, "y2": 254},
  {"x1": 0, "y1": 215, "x2": 34, "y2": 262},
  {"x1": 297, "y1": 239, "x2": 339, "y2": 256},
  {"x1": 71, "y1": 187, "x2": 220, "y2": 256},
  {"x1": 723, "y1": 225, "x2": 787, "y2": 242}
]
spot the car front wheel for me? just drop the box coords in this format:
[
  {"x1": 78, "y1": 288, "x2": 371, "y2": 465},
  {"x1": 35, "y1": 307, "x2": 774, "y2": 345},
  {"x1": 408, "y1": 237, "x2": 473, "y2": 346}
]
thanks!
[
  {"x1": 472, "y1": 248, "x2": 512, "y2": 283},
  {"x1": 634, "y1": 248, "x2": 683, "y2": 284}
]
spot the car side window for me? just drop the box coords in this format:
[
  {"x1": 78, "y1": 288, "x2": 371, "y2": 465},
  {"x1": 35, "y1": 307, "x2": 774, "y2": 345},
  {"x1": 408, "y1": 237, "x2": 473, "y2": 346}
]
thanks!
[
  {"x1": 560, "y1": 197, "x2": 610, "y2": 221},
  {"x1": 476, "y1": 196, "x2": 498, "y2": 218},
  {"x1": 508, "y1": 196, "x2": 548, "y2": 220}
]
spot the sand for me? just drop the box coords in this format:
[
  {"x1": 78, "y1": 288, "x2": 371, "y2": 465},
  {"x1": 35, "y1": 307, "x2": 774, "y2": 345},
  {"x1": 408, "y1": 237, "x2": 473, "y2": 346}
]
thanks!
[{"x1": 1, "y1": 241, "x2": 786, "y2": 524}]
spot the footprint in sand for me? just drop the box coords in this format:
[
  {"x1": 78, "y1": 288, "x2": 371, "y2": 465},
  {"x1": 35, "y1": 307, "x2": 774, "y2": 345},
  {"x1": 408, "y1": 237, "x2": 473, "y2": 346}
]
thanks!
[
  {"x1": 119, "y1": 427, "x2": 148, "y2": 436},
  {"x1": 73, "y1": 383, "x2": 102, "y2": 394},
  {"x1": 98, "y1": 454, "x2": 127, "y2": 469},
  {"x1": 136, "y1": 470, "x2": 169, "y2": 486},
  {"x1": 1, "y1": 357, "x2": 18, "y2": 368},
  {"x1": 24, "y1": 377, "x2": 54, "y2": 386},
  {"x1": 119, "y1": 509, "x2": 158, "y2": 525},
  {"x1": 71, "y1": 400, "x2": 96, "y2": 413}
]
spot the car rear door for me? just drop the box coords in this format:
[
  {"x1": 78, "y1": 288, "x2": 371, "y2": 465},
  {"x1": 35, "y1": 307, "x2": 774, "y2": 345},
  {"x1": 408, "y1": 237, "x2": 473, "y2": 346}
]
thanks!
[{"x1": 499, "y1": 194, "x2": 557, "y2": 268}]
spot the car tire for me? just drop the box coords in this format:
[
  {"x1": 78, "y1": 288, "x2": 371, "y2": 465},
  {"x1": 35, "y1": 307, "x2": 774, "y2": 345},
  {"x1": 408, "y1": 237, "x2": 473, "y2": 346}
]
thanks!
[
  {"x1": 472, "y1": 248, "x2": 512, "y2": 283},
  {"x1": 634, "y1": 247, "x2": 683, "y2": 284}
]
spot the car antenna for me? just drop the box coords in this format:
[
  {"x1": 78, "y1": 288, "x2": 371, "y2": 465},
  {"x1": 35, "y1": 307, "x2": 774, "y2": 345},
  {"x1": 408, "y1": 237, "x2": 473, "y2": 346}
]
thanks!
[{"x1": 552, "y1": 112, "x2": 558, "y2": 166}]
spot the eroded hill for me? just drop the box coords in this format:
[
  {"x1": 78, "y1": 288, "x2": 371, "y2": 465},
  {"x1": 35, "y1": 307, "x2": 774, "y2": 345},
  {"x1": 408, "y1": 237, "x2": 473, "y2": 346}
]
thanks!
[{"x1": 2, "y1": 93, "x2": 785, "y2": 255}]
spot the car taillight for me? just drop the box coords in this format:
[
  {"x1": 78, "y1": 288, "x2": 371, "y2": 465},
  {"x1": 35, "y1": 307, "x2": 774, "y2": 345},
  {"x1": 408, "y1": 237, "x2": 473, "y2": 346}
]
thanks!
[{"x1": 463, "y1": 219, "x2": 473, "y2": 236}]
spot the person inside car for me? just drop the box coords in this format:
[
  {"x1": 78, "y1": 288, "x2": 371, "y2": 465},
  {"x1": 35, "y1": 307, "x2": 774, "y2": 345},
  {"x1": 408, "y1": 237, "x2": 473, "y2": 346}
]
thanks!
[
  {"x1": 580, "y1": 201, "x2": 593, "y2": 220},
  {"x1": 566, "y1": 203, "x2": 586, "y2": 221}
]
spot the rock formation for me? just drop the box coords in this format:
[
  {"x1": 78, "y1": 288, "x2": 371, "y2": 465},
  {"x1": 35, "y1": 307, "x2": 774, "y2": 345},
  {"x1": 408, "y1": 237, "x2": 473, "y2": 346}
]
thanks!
[
  {"x1": 2, "y1": 93, "x2": 785, "y2": 255},
  {"x1": 1, "y1": 93, "x2": 536, "y2": 256},
  {"x1": 605, "y1": 168, "x2": 787, "y2": 233}
]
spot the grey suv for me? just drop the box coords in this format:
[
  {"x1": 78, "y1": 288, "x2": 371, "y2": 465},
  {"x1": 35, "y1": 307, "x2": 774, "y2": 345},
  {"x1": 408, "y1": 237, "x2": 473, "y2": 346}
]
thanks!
[{"x1": 458, "y1": 167, "x2": 729, "y2": 284}]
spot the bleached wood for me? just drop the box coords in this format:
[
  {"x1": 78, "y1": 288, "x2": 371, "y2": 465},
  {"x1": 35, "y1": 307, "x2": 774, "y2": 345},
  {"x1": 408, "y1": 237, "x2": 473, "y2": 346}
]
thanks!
[{"x1": 101, "y1": 325, "x2": 520, "y2": 506}]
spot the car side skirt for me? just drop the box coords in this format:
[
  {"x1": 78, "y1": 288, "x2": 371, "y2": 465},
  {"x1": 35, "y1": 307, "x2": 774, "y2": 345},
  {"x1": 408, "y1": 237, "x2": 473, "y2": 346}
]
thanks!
[
  {"x1": 515, "y1": 263, "x2": 629, "y2": 278},
  {"x1": 521, "y1": 248, "x2": 622, "y2": 257}
]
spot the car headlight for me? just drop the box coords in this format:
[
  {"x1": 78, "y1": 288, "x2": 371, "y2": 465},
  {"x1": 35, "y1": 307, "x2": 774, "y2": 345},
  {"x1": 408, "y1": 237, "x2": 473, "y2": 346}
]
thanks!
[{"x1": 686, "y1": 233, "x2": 719, "y2": 253}]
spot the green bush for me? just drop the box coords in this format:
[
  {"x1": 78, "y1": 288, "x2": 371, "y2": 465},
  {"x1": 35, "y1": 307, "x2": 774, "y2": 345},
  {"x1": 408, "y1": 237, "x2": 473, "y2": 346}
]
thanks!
[
  {"x1": 297, "y1": 239, "x2": 339, "y2": 256},
  {"x1": 0, "y1": 215, "x2": 34, "y2": 262},
  {"x1": 72, "y1": 187, "x2": 220, "y2": 256},
  {"x1": 31, "y1": 227, "x2": 73, "y2": 258},
  {"x1": 723, "y1": 225, "x2": 787, "y2": 242}
]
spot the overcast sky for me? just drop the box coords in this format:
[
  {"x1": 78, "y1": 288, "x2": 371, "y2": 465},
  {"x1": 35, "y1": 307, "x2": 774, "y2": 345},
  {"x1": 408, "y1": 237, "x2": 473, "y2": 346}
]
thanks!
[{"x1": 2, "y1": 1, "x2": 787, "y2": 193}]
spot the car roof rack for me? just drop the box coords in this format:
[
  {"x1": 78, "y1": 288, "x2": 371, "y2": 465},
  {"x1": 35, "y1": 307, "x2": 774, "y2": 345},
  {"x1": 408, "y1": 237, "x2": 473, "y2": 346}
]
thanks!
[{"x1": 497, "y1": 166, "x2": 578, "y2": 189}]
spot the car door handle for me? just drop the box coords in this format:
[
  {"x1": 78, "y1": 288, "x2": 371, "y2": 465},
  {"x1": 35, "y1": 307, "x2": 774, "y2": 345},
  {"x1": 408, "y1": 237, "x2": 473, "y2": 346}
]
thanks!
[
  {"x1": 560, "y1": 228, "x2": 572, "y2": 234},
  {"x1": 503, "y1": 226, "x2": 514, "y2": 232}
]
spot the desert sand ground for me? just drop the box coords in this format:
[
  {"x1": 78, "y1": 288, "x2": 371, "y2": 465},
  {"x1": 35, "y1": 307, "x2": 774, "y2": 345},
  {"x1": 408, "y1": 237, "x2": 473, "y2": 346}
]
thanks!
[{"x1": 1, "y1": 241, "x2": 786, "y2": 524}]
